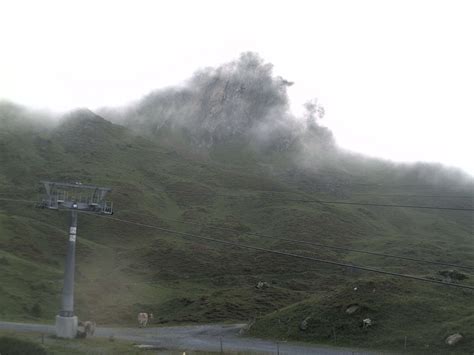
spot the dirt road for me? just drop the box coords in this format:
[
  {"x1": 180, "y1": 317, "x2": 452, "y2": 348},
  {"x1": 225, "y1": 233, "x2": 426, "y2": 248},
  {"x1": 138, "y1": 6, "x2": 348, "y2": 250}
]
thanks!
[{"x1": 0, "y1": 321, "x2": 382, "y2": 354}]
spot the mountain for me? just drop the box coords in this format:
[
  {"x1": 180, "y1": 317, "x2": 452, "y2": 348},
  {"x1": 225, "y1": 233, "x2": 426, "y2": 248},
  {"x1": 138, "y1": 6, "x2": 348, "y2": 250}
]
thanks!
[
  {"x1": 101, "y1": 52, "x2": 334, "y2": 154},
  {"x1": 0, "y1": 54, "x2": 473, "y2": 353}
]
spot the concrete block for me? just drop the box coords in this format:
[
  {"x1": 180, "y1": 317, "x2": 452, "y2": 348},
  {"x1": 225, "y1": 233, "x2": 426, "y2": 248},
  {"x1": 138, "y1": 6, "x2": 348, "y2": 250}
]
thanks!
[{"x1": 55, "y1": 315, "x2": 78, "y2": 338}]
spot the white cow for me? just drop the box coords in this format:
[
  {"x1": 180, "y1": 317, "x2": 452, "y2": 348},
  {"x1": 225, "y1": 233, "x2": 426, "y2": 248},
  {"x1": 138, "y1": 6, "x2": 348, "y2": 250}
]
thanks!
[
  {"x1": 137, "y1": 312, "x2": 154, "y2": 327},
  {"x1": 137, "y1": 312, "x2": 149, "y2": 328},
  {"x1": 84, "y1": 320, "x2": 96, "y2": 336},
  {"x1": 77, "y1": 320, "x2": 96, "y2": 338}
]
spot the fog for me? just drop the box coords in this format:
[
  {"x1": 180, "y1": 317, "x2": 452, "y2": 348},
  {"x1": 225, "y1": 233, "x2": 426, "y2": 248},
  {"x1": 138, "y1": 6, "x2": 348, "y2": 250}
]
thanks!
[
  {"x1": 1, "y1": 0, "x2": 473, "y2": 175},
  {"x1": 1, "y1": 50, "x2": 472, "y2": 188},
  {"x1": 0, "y1": 100, "x2": 59, "y2": 130},
  {"x1": 96, "y1": 53, "x2": 472, "y2": 187},
  {"x1": 101, "y1": 53, "x2": 328, "y2": 149}
]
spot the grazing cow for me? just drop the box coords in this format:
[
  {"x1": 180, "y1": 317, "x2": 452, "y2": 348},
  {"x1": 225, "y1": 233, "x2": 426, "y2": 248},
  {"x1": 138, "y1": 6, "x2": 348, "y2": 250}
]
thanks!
[
  {"x1": 84, "y1": 320, "x2": 96, "y2": 336},
  {"x1": 137, "y1": 312, "x2": 148, "y2": 328},
  {"x1": 77, "y1": 320, "x2": 96, "y2": 338}
]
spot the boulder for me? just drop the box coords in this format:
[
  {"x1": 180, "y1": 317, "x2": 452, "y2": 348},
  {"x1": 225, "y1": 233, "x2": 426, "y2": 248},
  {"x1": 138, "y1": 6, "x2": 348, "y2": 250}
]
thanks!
[
  {"x1": 345, "y1": 304, "x2": 360, "y2": 315},
  {"x1": 362, "y1": 318, "x2": 372, "y2": 328},
  {"x1": 134, "y1": 344, "x2": 164, "y2": 350},
  {"x1": 239, "y1": 319, "x2": 255, "y2": 335},
  {"x1": 439, "y1": 270, "x2": 468, "y2": 281},
  {"x1": 256, "y1": 281, "x2": 270, "y2": 289},
  {"x1": 445, "y1": 333, "x2": 463, "y2": 346},
  {"x1": 299, "y1": 316, "x2": 311, "y2": 331}
]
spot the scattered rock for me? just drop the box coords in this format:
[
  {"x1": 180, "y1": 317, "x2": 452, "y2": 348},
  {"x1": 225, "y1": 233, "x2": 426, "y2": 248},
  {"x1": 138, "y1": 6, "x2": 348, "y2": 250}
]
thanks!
[
  {"x1": 439, "y1": 270, "x2": 468, "y2": 281},
  {"x1": 256, "y1": 281, "x2": 270, "y2": 289},
  {"x1": 345, "y1": 304, "x2": 360, "y2": 315},
  {"x1": 445, "y1": 333, "x2": 463, "y2": 346},
  {"x1": 134, "y1": 344, "x2": 166, "y2": 350},
  {"x1": 299, "y1": 316, "x2": 311, "y2": 331},
  {"x1": 239, "y1": 319, "x2": 255, "y2": 335},
  {"x1": 362, "y1": 318, "x2": 373, "y2": 328}
]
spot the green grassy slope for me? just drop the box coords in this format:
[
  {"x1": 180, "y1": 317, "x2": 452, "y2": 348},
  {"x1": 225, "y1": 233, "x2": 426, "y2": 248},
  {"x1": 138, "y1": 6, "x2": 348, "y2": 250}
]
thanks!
[
  {"x1": 249, "y1": 278, "x2": 474, "y2": 354},
  {"x1": 0, "y1": 107, "x2": 473, "y2": 353}
]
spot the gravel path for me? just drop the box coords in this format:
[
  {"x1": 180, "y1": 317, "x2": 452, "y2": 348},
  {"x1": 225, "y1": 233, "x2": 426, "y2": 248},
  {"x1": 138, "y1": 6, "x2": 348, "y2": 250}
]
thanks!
[{"x1": 0, "y1": 321, "x2": 384, "y2": 354}]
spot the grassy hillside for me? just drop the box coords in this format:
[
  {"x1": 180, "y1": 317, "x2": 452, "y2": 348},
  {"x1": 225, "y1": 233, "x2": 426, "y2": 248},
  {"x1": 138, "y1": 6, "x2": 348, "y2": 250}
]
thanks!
[
  {"x1": 0, "y1": 103, "x2": 473, "y2": 353},
  {"x1": 249, "y1": 278, "x2": 474, "y2": 354}
]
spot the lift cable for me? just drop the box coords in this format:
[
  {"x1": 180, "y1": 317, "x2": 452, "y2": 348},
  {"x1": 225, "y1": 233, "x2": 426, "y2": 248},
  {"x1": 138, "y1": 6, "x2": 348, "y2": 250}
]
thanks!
[
  {"x1": 159, "y1": 189, "x2": 474, "y2": 200},
  {"x1": 119, "y1": 211, "x2": 474, "y2": 271},
  {"x1": 1, "y1": 194, "x2": 473, "y2": 212},
  {"x1": 1, "y1": 197, "x2": 473, "y2": 268},
  {"x1": 82, "y1": 212, "x2": 474, "y2": 291}
]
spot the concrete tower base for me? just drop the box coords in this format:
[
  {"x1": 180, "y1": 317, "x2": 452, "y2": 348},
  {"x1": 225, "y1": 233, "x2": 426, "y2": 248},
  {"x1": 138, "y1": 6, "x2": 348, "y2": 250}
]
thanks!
[{"x1": 55, "y1": 315, "x2": 78, "y2": 338}]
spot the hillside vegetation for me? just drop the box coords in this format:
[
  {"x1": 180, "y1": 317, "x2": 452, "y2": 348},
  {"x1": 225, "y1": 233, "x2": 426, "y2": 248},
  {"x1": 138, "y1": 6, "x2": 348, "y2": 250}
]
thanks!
[{"x1": 0, "y1": 53, "x2": 473, "y2": 354}]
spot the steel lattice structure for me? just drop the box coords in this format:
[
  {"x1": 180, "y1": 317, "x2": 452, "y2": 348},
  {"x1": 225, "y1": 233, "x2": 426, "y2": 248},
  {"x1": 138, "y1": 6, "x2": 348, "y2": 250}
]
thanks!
[{"x1": 39, "y1": 181, "x2": 113, "y2": 214}]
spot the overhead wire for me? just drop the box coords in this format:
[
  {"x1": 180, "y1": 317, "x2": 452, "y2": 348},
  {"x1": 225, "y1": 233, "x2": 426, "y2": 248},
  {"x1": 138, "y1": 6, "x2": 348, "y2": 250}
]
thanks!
[
  {"x1": 0, "y1": 197, "x2": 38, "y2": 204},
  {"x1": 1, "y1": 189, "x2": 473, "y2": 212},
  {"x1": 117, "y1": 211, "x2": 474, "y2": 271},
  {"x1": 1, "y1": 195, "x2": 473, "y2": 269},
  {"x1": 81, "y1": 212, "x2": 474, "y2": 291},
  {"x1": 281, "y1": 198, "x2": 474, "y2": 211},
  {"x1": 2, "y1": 195, "x2": 471, "y2": 271},
  {"x1": 2, "y1": 196, "x2": 473, "y2": 288},
  {"x1": 158, "y1": 187, "x2": 474, "y2": 200},
  {"x1": 1, "y1": 195, "x2": 473, "y2": 267},
  {"x1": 350, "y1": 193, "x2": 474, "y2": 199},
  {"x1": 151, "y1": 190, "x2": 474, "y2": 211},
  {"x1": 127, "y1": 146, "x2": 474, "y2": 191}
]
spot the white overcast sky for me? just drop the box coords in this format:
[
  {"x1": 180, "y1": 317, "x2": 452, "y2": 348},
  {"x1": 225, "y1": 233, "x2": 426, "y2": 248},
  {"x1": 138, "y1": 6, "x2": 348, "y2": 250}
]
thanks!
[{"x1": 0, "y1": 0, "x2": 473, "y2": 176}]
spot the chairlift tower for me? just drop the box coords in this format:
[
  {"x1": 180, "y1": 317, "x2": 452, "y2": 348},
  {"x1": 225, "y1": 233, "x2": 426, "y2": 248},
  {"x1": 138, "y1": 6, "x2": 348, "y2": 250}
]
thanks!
[{"x1": 39, "y1": 181, "x2": 113, "y2": 338}]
